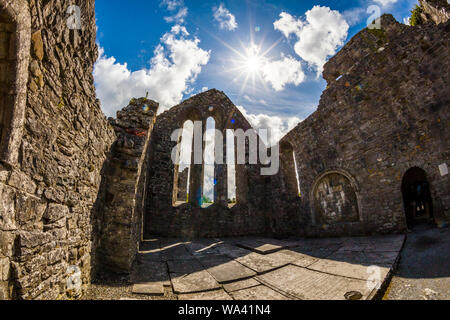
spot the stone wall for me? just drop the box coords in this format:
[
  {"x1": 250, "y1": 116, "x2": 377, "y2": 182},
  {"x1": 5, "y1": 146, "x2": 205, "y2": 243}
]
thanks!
[
  {"x1": 144, "y1": 89, "x2": 272, "y2": 239},
  {"x1": 97, "y1": 98, "x2": 158, "y2": 274},
  {"x1": 0, "y1": 0, "x2": 115, "y2": 299},
  {"x1": 419, "y1": 0, "x2": 450, "y2": 24},
  {"x1": 281, "y1": 15, "x2": 449, "y2": 237}
]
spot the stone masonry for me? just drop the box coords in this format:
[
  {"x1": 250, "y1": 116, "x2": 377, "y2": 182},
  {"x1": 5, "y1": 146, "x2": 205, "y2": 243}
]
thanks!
[
  {"x1": 0, "y1": 0, "x2": 448, "y2": 300},
  {"x1": 0, "y1": 0, "x2": 115, "y2": 299},
  {"x1": 281, "y1": 14, "x2": 449, "y2": 237}
]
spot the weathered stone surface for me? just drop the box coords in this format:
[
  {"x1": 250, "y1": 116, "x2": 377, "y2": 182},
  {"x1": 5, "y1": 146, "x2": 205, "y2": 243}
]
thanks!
[
  {"x1": 236, "y1": 239, "x2": 284, "y2": 255},
  {"x1": 171, "y1": 270, "x2": 221, "y2": 294},
  {"x1": 257, "y1": 265, "x2": 374, "y2": 300},
  {"x1": 234, "y1": 251, "x2": 295, "y2": 274},
  {"x1": 185, "y1": 239, "x2": 224, "y2": 257},
  {"x1": 276, "y1": 249, "x2": 319, "y2": 268},
  {"x1": 282, "y1": 14, "x2": 450, "y2": 237},
  {"x1": 197, "y1": 255, "x2": 256, "y2": 284},
  {"x1": 307, "y1": 254, "x2": 392, "y2": 281},
  {"x1": 222, "y1": 278, "x2": 260, "y2": 293},
  {"x1": 160, "y1": 239, "x2": 194, "y2": 261},
  {"x1": 230, "y1": 285, "x2": 290, "y2": 300},
  {"x1": 0, "y1": 0, "x2": 116, "y2": 300},
  {"x1": 132, "y1": 261, "x2": 169, "y2": 294},
  {"x1": 179, "y1": 289, "x2": 232, "y2": 300}
]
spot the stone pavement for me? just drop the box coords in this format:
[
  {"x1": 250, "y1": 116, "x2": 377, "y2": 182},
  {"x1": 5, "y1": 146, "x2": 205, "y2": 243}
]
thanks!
[{"x1": 131, "y1": 235, "x2": 405, "y2": 300}]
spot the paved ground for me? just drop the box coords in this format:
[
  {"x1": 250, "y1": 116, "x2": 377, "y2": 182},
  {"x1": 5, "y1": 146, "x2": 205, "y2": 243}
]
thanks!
[
  {"x1": 125, "y1": 235, "x2": 405, "y2": 300},
  {"x1": 384, "y1": 225, "x2": 450, "y2": 300}
]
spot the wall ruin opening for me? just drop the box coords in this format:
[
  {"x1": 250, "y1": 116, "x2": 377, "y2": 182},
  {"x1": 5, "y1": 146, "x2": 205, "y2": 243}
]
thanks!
[
  {"x1": 312, "y1": 171, "x2": 360, "y2": 225},
  {"x1": 401, "y1": 167, "x2": 434, "y2": 227},
  {"x1": 280, "y1": 142, "x2": 301, "y2": 198},
  {"x1": 173, "y1": 120, "x2": 194, "y2": 204},
  {"x1": 226, "y1": 129, "x2": 237, "y2": 206},
  {"x1": 202, "y1": 117, "x2": 215, "y2": 207}
]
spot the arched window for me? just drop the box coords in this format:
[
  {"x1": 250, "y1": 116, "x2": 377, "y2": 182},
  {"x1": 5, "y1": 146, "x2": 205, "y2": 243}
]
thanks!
[
  {"x1": 202, "y1": 117, "x2": 215, "y2": 207},
  {"x1": 0, "y1": 8, "x2": 16, "y2": 156},
  {"x1": 312, "y1": 171, "x2": 360, "y2": 225},
  {"x1": 173, "y1": 120, "x2": 194, "y2": 204},
  {"x1": 226, "y1": 129, "x2": 236, "y2": 206},
  {"x1": 280, "y1": 142, "x2": 301, "y2": 198}
]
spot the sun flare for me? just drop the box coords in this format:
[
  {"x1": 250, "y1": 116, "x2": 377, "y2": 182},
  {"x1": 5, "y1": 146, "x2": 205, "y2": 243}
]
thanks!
[{"x1": 243, "y1": 45, "x2": 264, "y2": 75}]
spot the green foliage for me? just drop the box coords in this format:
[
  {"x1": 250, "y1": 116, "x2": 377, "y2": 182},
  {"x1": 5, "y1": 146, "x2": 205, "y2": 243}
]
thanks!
[
  {"x1": 367, "y1": 28, "x2": 388, "y2": 46},
  {"x1": 410, "y1": 5, "x2": 424, "y2": 26},
  {"x1": 202, "y1": 195, "x2": 212, "y2": 204}
]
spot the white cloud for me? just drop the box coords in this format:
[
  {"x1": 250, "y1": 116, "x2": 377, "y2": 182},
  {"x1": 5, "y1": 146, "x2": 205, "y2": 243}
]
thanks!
[
  {"x1": 342, "y1": 7, "x2": 366, "y2": 26},
  {"x1": 161, "y1": 0, "x2": 183, "y2": 11},
  {"x1": 94, "y1": 25, "x2": 210, "y2": 117},
  {"x1": 161, "y1": 0, "x2": 188, "y2": 24},
  {"x1": 164, "y1": 7, "x2": 188, "y2": 24},
  {"x1": 273, "y1": 12, "x2": 303, "y2": 38},
  {"x1": 213, "y1": 4, "x2": 238, "y2": 31},
  {"x1": 262, "y1": 56, "x2": 305, "y2": 91},
  {"x1": 274, "y1": 6, "x2": 349, "y2": 75},
  {"x1": 373, "y1": 0, "x2": 398, "y2": 7},
  {"x1": 236, "y1": 105, "x2": 302, "y2": 146}
]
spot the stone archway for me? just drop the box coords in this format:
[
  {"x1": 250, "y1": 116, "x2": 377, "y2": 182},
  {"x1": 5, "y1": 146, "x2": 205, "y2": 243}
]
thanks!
[
  {"x1": 401, "y1": 167, "x2": 434, "y2": 227},
  {"x1": 311, "y1": 170, "x2": 360, "y2": 225}
]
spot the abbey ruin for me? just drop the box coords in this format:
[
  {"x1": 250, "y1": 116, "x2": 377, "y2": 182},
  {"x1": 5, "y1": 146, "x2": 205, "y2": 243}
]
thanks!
[{"x1": 0, "y1": 0, "x2": 448, "y2": 300}]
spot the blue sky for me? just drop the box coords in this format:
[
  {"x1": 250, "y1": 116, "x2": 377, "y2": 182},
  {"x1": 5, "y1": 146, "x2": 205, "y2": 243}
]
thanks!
[{"x1": 94, "y1": 0, "x2": 419, "y2": 142}]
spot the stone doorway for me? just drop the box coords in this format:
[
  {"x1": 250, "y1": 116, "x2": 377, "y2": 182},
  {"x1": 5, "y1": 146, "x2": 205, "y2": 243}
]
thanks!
[{"x1": 401, "y1": 167, "x2": 434, "y2": 227}]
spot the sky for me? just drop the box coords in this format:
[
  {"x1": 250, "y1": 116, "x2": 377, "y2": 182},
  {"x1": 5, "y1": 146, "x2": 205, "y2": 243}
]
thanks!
[{"x1": 93, "y1": 0, "x2": 419, "y2": 201}]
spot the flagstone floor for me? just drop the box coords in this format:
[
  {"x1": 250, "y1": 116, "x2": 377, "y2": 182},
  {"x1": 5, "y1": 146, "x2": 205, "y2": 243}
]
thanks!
[{"x1": 130, "y1": 234, "x2": 406, "y2": 300}]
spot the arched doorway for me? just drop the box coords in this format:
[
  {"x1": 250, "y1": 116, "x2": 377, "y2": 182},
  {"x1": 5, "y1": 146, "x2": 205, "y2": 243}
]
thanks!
[{"x1": 401, "y1": 167, "x2": 434, "y2": 227}]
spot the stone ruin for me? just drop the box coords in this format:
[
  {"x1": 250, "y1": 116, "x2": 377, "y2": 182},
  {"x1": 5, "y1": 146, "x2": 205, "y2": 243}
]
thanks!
[{"x1": 0, "y1": 0, "x2": 448, "y2": 299}]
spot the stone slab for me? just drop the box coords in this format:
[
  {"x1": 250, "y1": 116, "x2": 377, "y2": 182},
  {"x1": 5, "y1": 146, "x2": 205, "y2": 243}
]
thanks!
[
  {"x1": 131, "y1": 261, "x2": 169, "y2": 296},
  {"x1": 307, "y1": 255, "x2": 392, "y2": 281},
  {"x1": 169, "y1": 258, "x2": 221, "y2": 294},
  {"x1": 231, "y1": 285, "x2": 290, "y2": 300},
  {"x1": 171, "y1": 270, "x2": 222, "y2": 294},
  {"x1": 236, "y1": 239, "x2": 284, "y2": 254},
  {"x1": 160, "y1": 239, "x2": 193, "y2": 261},
  {"x1": 277, "y1": 249, "x2": 319, "y2": 268},
  {"x1": 185, "y1": 239, "x2": 224, "y2": 257},
  {"x1": 178, "y1": 290, "x2": 233, "y2": 301},
  {"x1": 179, "y1": 289, "x2": 233, "y2": 300},
  {"x1": 215, "y1": 243, "x2": 253, "y2": 259},
  {"x1": 197, "y1": 255, "x2": 256, "y2": 283},
  {"x1": 223, "y1": 278, "x2": 261, "y2": 293},
  {"x1": 167, "y1": 258, "x2": 204, "y2": 275},
  {"x1": 257, "y1": 265, "x2": 374, "y2": 300},
  {"x1": 234, "y1": 251, "x2": 296, "y2": 274}
]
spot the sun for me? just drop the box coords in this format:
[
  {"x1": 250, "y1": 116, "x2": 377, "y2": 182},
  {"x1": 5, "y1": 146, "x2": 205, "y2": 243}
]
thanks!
[{"x1": 243, "y1": 44, "x2": 264, "y2": 75}]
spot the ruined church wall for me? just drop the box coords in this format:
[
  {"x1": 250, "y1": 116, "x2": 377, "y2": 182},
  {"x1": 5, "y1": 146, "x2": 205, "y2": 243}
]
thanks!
[
  {"x1": 0, "y1": 0, "x2": 115, "y2": 299},
  {"x1": 144, "y1": 90, "x2": 269, "y2": 239},
  {"x1": 282, "y1": 15, "x2": 449, "y2": 237},
  {"x1": 97, "y1": 99, "x2": 158, "y2": 274}
]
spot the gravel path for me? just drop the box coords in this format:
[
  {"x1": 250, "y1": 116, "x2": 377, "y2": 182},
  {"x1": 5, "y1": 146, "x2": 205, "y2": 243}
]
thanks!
[{"x1": 384, "y1": 225, "x2": 450, "y2": 300}]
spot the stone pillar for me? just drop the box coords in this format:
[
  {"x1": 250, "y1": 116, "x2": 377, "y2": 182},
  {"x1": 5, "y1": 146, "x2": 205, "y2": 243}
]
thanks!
[
  {"x1": 189, "y1": 120, "x2": 205, "y2": 206},
  {"x1": 99, "y1": 98, "x2": 159, "y2": 273},
  {"x1": 214, "y1": 129, "x2": 228, "y2": 206}
]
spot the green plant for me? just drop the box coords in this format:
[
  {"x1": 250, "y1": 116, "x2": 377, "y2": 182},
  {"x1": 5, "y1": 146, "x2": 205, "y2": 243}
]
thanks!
[{"x1": 410, "y1": 5, "x2": 424, "y2": 26}]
